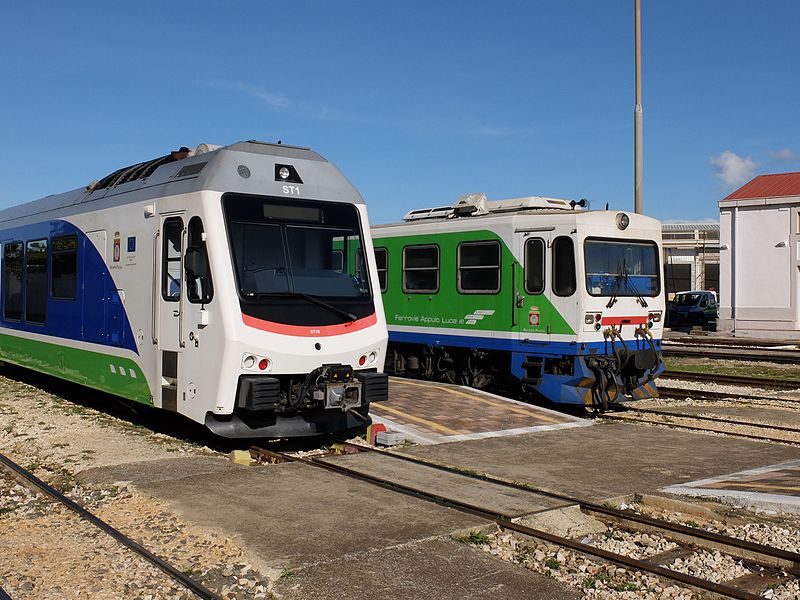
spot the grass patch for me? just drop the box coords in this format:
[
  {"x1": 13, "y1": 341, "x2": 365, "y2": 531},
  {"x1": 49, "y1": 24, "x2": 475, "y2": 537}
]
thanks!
[
  {"x1": 545, "y1": 558, "x2": 561, "y2": 570},
  {"x1": 613, "y1": 582, "x2": 639, "y2": 592},
  {"x1": 454, "y1": 530, "x2": 491, "y2": 545},
  {"x1": 280, "y1": 568, "x2": 297, "y2": 579},
  {"x1": 583, "y1": 571, "x2": 609, "y2": 589},
  {"x1": 684, "y1": 520, "x2": 700, "y2": 528}
]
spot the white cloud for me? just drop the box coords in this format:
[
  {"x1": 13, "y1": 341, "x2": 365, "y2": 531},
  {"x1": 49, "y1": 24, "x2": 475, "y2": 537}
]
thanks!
[
  {"x1": 235, "y1": 83, "x2": 291, "y2": 109},
  {"x1": 708, "y1": 151, "x2": 759, "y2": 187},
  {"x1": 769, "y1": 147, "x2": 799, "y2": 162}
]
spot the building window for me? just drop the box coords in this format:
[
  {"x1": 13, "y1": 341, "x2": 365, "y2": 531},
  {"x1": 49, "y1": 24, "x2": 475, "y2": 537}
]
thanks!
[
  {"x1": 457, "y1": 241, "x2": 500, "y2": 294},
  {"x1": 25, "y1": 239, "x2": 48, "y2": 324},
  {"x1": 186, "y1": 216, "x2": 213, "y2": 304},
  {"x1": 3, "y1": 242, "x2": 23, "y2": 320},
  {"x1": 374, "y1": 247, "x2": 387, "y2": 292},
  {"x1": 403, "y1": 245, "x2": 439, "y2": 293},
  {"x1": 162, "y1": 217, "x2": 183, "y2": 301},
  {"x1": 51, "y1": 235, "x2": 78, "y2": 300},
  {"x1": 553, "y1": 236, "x2": 576, "y2": 296},
  {"x1": 525, "y1": 238, "x2": 545, "y2": 294}
]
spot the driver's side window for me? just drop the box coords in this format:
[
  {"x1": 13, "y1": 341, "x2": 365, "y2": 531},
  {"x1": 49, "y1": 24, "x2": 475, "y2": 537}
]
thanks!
[{"x1": 161, "y1": 217, "x2": 183, "y2": 302}]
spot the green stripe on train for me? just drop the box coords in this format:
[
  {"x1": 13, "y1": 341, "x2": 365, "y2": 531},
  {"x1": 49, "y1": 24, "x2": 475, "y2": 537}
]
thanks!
[
  {"x1": 374, "y1": 229, "x2": 575, "y2": 336},
  {"x1": 0, "y1": 333, "x2": 152, "y2": 405}
]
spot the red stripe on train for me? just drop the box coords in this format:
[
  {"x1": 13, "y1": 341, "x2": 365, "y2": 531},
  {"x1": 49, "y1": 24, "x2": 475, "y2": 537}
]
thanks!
[
  {"x1": 242, "y1": 312, "x2": 378, "y2": 337},
  {"x1": 600, "y1": 316, "x2": 648, "y2": 326}
]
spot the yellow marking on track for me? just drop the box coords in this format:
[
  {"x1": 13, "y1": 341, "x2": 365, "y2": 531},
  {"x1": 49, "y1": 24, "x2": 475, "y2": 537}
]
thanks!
[
  {"x1": 391, "y1": 378, "x2": 561, "y2": 423},
  {"x1": 371, "y1": 403, "x2": 463, "y2": 435},
  {"x1": 706, "y1": 481, "x2": 800, "y2": 493}
]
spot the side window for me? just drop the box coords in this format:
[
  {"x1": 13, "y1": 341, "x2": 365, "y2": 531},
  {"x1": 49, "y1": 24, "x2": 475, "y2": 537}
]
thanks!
[
  {"x1": 374, "y1": 247, "x2": 387, "y2": 293},
  {"x1": 51, "y1": 235, "x2": 78, "y2": 300},
  {"x1": 403, "y1": 245, "x2": 439, "y2": 293},
  {"x1": 162, "y1": 217, "x2": 183, "y2": 302},
  {"x1": 552, "y1": 236, "x2": 576, "y2": 296},
  {"x1": 524, "y1": 238, "x2": 545, "y2": 294},
  {"x1": 186, "y1": 216, "x2": 214, "y2": 304},
  {"x1": 458, "y1": 241, "x2": 500, "y2": 294},
  {"x1": 3, "y1": 242, "x2": 23, "y2": 320},
  {"x1": 331, "y1": 249, "x2": 344, "y2": 272},
  {"x1": 25, "y1": 239, "x2": 48, "y2": 324}
]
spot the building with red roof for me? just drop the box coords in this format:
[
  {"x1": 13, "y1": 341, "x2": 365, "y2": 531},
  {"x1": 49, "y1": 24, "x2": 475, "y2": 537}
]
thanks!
[{"x1": 718, "y1": 172, "x2": 800, "y2": 337}]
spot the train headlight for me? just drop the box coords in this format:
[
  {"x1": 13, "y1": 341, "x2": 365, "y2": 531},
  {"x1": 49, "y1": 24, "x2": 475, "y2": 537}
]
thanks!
[
  {"x1": 368, "y1": 351, "x2": 377, "y2": 364},
  {"x1": 584, "y1": 314, "x2": 594, "y2": 325},
  {"x1": 278, "y1": 166, "x2": 290, "y2": 180},
  {"x1": 616, "y1": 212, "x2": 630, "y2": 230},
  {"x1": 243, "y1": 355, "x2": 256, "y2": 369}
]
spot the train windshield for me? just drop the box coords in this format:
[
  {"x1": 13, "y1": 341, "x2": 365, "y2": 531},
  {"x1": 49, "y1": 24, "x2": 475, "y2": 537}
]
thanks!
[
  {"x1": 223, "y1": 194, "x2": 374, "y2": 326},
  {"x1": 584, "y1": 238, "x2": 660, "y2": 297}
]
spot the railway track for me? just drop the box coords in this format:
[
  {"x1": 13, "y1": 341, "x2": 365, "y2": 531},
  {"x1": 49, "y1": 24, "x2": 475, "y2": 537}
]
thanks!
[
  {"x1": 662, "y1": 370, "x2": 800, "y2": 391},
  {"x1": 665, "y1": 336, "x2": 799, "y2": 349},
  {"x1": 663, "y1": 345, "x2": 800, "y2": 364},
  {"x1": 606, "y1": 405, "x2": 800, "y2": 446},
  {"x1": 658, "y1": 386, "x2": 800, "y2": 405},
  {"x1": 0, "y1": 452, "x2": 221, "y2": 600},
  {"x1": 251, "y1": 444, "x2": 799, "y2": 599}
]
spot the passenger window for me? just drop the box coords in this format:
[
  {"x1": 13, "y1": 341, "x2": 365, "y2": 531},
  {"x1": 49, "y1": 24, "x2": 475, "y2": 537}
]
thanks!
[
  {"x1": 3, "y1": 242, "x2": 23, "y2": 320},
  {"x1": 374, "y1": 247, "x2": 387, "y2": 292},
  {"x1": 185, "y1": 217, "x2": 213, "y2": 304},
  {"x1": 162, "y1": 218, "x2": 183, "y2": 302},
  {"x1": 25, "y1": 239, "x2": 48, "y2": 324},
  {"x1": 524, "y1": 238, "x2": 545, "y2": 294},
  {"x1": 51, "y1": 235, "x2": 78, "y2": 300},
  {"x1": 552, "y1": 236, "x2": 576, "y2": 296},
  {"x1": 458, "y1": 241, "x2": 500, "y2": 294},
  {"x1": 403, "y1": 245, "x2": 439, "y2": 293}
]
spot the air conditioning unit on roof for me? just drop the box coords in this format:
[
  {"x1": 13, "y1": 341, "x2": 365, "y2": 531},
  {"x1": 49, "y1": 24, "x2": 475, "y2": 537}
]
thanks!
[{"x1": 486, "y1": 196, "x2": 574, "y2": 212}]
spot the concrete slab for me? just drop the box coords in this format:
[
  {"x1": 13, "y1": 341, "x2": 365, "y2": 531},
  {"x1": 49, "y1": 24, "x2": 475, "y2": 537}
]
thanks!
[
  {"x1": 77, "y1": 456, "x2": 483, "y2": 569},
  {"x1": 273, "y1": 537, "x2": 579, "y2": 600},
  {"x1": 372, "y1": 378, "x2": 590, "y2": 444},
  {"x1": 323, "y1": 453, "x2": 569, "y2": 517},
  {"x1": 663, "y1": 459, "x2": 800, "y2": 514},
  {"x1": 401, "y1": 422, "x2": 800, "y2": 501}
]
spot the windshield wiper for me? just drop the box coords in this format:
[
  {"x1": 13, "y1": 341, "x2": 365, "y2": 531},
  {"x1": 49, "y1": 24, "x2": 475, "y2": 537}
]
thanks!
[{"x1": 247, "y1": 291, "x2": 357, "y2": 322}]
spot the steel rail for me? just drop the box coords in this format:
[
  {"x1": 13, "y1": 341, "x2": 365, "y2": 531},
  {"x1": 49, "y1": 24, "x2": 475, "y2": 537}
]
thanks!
[
  {"x1": 665, "y1": 337, "x2": 797, "y2": 349},
  {"x1": 332, "y1": 442, "x2": 800, "y2": 574},
  {"x1": 0, "y1": 452, "x2": 221, "y2": 600},
  {"x1": 662, "y1": 371, "x2": 800, "y2": 391},
  {"x1": 663, "y1": 346, "x2": 800, "y2": 364},
  {"x1": 617, "y1": 406, "x2": 800, "y2": 436},
  {"x1": 602, "y1": 413, "x2": 800, "y2": 446},
  {"x1": 658, "y1": 386, "x2": 800, "y2": 405},
  {"x1": 251, "y1": 446, "x2": 786, "y2": 599}
]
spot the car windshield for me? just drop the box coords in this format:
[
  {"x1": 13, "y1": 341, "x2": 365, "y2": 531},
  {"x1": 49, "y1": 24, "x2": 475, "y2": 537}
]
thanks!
[
  {"x1": 673, "y1": 293, "x2": 703, "y2": 306},
  {"x1": 584, "y1": 239, "x2": 660, "y2": 297}
]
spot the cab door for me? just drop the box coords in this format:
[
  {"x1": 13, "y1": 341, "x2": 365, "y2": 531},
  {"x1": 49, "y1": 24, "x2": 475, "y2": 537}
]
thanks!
[
  {"x1": 514, "y1": 232, "x2": 552, "y2": 343},
  {"x1": 156, "y1": 214, "x2": 185, "y2": 410}
]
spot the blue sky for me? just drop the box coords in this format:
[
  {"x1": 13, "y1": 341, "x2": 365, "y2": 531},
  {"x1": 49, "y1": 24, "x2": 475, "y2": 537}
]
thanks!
[{"x1": 1, "y1": 1, "x2": 798, "y2": 224}]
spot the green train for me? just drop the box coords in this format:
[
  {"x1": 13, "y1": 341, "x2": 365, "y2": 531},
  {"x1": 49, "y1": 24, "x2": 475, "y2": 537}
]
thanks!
[{"x1": 372, "y1": 194, "x2": 665, "y2": 409}]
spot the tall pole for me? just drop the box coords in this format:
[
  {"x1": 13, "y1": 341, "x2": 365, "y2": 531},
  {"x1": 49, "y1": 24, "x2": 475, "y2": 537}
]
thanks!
[{"x1": 634, "y1": 0, "x2": 643, "y2": 213}]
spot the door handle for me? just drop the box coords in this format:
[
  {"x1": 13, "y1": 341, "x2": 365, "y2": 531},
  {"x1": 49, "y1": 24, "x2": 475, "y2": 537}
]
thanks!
[
  {"x1": 173, "y1": 310, "x2": 180, "y2": 317},
  {"x1": 515, "y1": 293, "x2": 525, "y2": 308}
]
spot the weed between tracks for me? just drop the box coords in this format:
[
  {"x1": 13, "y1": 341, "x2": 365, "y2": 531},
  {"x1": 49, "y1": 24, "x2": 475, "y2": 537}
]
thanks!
[{"x1": 665, "y1": 357, "x2": 800, "y2": 383}]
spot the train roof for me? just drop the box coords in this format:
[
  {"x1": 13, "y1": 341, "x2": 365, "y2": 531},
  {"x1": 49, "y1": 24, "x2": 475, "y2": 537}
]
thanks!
[{"x1": 0, "y1": 140, "x2": 363, "y2": 227}]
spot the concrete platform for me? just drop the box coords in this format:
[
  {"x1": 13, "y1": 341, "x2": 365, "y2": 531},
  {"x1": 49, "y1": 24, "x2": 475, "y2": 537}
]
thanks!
[
  {"x1": 273, "y1": 537, "x2": 579, "y2": 600},
  {"x1": 663, "y1": 460, "x2": 800, "y2": 513},
  {"x1": 372, "y1": 378, "x2": 590, "y2": 444},
  {"x1": 400, "y1": 422, "x2": 800, "y2": 501}
]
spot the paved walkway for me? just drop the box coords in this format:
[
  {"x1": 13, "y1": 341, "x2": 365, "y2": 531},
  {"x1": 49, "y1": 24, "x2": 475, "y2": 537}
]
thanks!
[
  {"x1": 663, "y1": 460, "x2": 800, "y2": 513},
  {"x1": 370, "y1": 378, "x2": 590, "y2": 444}
]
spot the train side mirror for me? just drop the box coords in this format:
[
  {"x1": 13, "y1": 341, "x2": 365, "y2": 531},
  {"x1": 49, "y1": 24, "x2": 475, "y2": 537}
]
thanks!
[{"x1": 185, "y1": 246, "x2": 209, "y2": 278}]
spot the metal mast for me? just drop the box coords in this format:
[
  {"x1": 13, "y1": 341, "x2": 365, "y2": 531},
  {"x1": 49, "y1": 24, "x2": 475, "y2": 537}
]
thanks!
[{"x1": 634, "y1": 0, "x2": 643, "y2": 213}]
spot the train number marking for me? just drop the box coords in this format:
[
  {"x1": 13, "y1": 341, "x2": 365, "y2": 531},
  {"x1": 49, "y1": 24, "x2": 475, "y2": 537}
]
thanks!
[{"x1": 282, "y1": 185, "x2": 301, "y2": 195}]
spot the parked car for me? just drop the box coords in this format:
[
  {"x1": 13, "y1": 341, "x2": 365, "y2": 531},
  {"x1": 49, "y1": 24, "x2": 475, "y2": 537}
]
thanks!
[{"x1": 667, "y1": 290, "x2": 718, "y2": 326}]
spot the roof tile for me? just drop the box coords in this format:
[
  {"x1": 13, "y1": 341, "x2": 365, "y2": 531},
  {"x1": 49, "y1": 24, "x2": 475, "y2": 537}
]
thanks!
[{"x1": 723, "y1": 172, "x2": 800, "y2": 201}]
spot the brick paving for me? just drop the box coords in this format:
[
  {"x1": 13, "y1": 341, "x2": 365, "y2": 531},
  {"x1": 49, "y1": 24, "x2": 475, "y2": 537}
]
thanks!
[{"x1": 370, "y1": 378, "x2": 586, "y2": 441}]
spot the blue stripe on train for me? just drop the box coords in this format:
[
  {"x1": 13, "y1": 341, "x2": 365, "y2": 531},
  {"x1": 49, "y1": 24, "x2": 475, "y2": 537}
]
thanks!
[
  {"x1": 0, "y1": 220, "x2": 137, "y2": 354},
  {"x1": 388, "y1": 328, "x2": 662, "y2": 356}
]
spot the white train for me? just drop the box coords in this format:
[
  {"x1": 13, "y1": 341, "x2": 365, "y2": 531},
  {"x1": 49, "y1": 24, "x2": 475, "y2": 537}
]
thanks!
[{"x1": 0, "y1": 141, "x2": 389, "y2": 438}]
